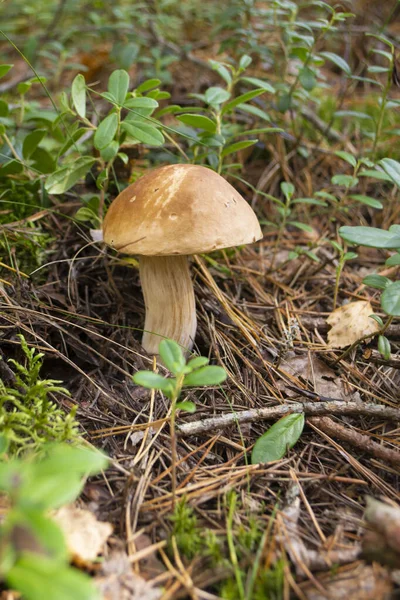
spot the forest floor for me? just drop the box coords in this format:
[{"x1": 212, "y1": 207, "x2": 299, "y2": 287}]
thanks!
[{"x1": 1, "y1": 1, "x2": 400, "y2": 599}]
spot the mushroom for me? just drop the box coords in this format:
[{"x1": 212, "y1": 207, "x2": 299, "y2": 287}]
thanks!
[{"x1": 103, "y1": 164, "x2": 262, "y2": 355}]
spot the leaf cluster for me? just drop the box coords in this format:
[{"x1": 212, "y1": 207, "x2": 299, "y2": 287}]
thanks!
[
  {"x1": 0, "y1": 442, "x2": 108, "y2": 600},
  {"x1": 133, "y1": 339, "x2": 227, "y2": 411}
]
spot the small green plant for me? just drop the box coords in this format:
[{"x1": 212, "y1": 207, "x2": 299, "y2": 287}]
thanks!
[
  {"x1": 0, "y1": 440, "x2": 108, "y2": 600},
  {"x1": 173, "y1": 54, "x2": 278, "y2": 173},
  {"x1": 0, "y1": 335, "x2": 80, "y2": 455},
  {"x1": 169, "y1": 496, "x2": 203, "y2": 560},
  {"x1": 133, "y1": 339, "x2": 227, "y2": 503},
  {"x1": 329, "y1": 239, "x2": 358, "y2": 309},
  {"x1": 340, "y1": 222, "x2": 400, "y2": 359},
  {"x1": 264, "y1": 181, "x2": 317, "y2": 265}
]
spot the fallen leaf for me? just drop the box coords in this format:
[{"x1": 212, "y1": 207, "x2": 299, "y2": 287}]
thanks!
[
  {"x1": 280, "y1": 352, "x2": 360, "y2": 401},
  {"x1": 53, "y1": 505, "x2": 112, "y2": 563},
  {"x1": 327, "y1": 301, "x2": 379, "y2": 348},
  {"x1": 95, "y1": 552, "x2": 162, "y2": 600}
]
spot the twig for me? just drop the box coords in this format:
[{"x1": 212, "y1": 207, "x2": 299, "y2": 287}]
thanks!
[
  {"x1": 177, "y1": 401, "x2": 399, "y2": 437},
  {"x1": 309, "y1": 417, "x2": 400, "y2": 466}
]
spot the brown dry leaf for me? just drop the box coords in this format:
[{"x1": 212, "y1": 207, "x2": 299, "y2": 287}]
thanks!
[
  {"x1": 302, "y1": 563, "x2": 393, "y2": 600},
  {"x1": 96, "y1": 552, "x2": 162, "y2": 600},
  {"x1": 53, "y1": 505, "x2": 112, "y2": 563},
  {"x1": 327, "y1": 301, "x2": 379, "y2": 349},
  {"x1": 280, "y1": 352, "x2": 360, "y2": 401}
]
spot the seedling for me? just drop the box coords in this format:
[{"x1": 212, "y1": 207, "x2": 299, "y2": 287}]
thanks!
[
  {"x1": 133, "y1": 339, "x2": 227, "y2": 504},
  {"x1": 329, "y1": 240, "x2": 358, "y2": 309},
  {"x1": 340, "y1": 223, "x2": 400, "y2": 359}
]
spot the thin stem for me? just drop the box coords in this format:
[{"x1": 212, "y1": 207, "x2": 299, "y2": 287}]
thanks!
[
  {"x1": 170, "y1": 374, "x2": 184, "y2": 508},
  {"x1": 333, "y1": 257, "x2": 344, "y2": 310}
]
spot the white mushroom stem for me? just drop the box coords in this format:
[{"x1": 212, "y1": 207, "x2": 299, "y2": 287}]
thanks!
[{"x1": 139, "y1": 255, "x2": 197, "y2": 355}]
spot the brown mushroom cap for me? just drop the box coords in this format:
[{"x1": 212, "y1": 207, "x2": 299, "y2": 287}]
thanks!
[{"x1": 103, "y1": 164, "x2": 262, "y2": 256}]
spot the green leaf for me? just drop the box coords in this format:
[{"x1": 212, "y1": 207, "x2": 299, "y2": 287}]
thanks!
[
  {"x1": 0, "y1": 99, "x2": 9, "y2": 117},
  {"x1": 187, "y1": 356, "x2": 209, "y2": 370},
  {"x1": 251, "y1": 413, "x2": 305, "y2": 464},
  {"x1": 121, "y1": 121, "x2": 164, "y2": 146},
  {"x1": 75, "y1": 207, "x2": 98, "y2": 223},
  {"x1": 159, "y1": 339, "x2": 186, "y2": 375},
  {"x1": 362, "y1": 274, "x2": 392, "y2": 289},
  {"x1": 292, "y1": 197, "x2": 328, "y2": 206},
  {"x1": 209, "y1": 60, "x2": 232, "y2": 85},
  {"x1": 183, "y1": 366, "x2": 227, "y2": 387},
  {"x1": 320, "y1": 52, "x2": 351, "y2": 75},
  {"x1": 13, "y1": 508, "x2": 67, "y2": 561},
  {"x1": 45, "y1": 157, "x2": 96, "y2": 195},
  {"x1": 94, "y1": 113, "x2": 118, "y2": 150},
  {"x1": 378, "y1": 335, "x2": 391, "y2": 360},
  {"x1": 237, "y1": 103, "x2": 271, "y2": 121},
  {"x1": 31, "y1": 148, "x2": 56, "y2": 174},
  {"x1": 0, "y1": 160, "x2": 23, "y2": 176},
  {"x1": 22, "y1": 129, "x2": 46, "y2": 160},
  {"x1": 31, "y1": 444, "x2": 107, "y2": 481},
  {"x1": 176, "y1": 401, "x2": 196, "y2": 413},
  {"x1": 57, "y1": 127, "x2": 89, "y2": 158},
  {"x1": 315, "y1": 191, "x2": 338, "y2": 201},
  {"x1": 331, "y1": 174, "x2": 358, "y2": 187},
  {"x1": 334, "y1": 150, "x2": 357, "y2": 167},
  {"x1": 16, "y1": 448, "x2": 107, "y2": 511},
  {"x1": 220, "y1": 139, "x2": 257, "y2": 158},
  {"x1": 71, "y1": 74, "x2": 86, "y2": 119},
  {"x1": 370, "y1": 314, "x2": 384, "y2": 328},
  {"x1": 339, "y1": 226, "x2": 400, "y2": 249},
  {"x1": 100, "y1": 140, "x2": 119, "y2": 162},
  {"x1": 349, "y1": 194, "x2": 383, "y2": 209},
  {"x1": 177, "y1": 114, "x2": 217, "y2": 133},
  {"x1": 0, "y1": 64, "x2": 13, "y2": 79},
  {"x1": 299, "y1": 66, "x2": 317, "y2": 90},
  {"x1": 221, "y1": 89, "x2": 266, "y2": 115},
  {"x1": 240, "y1": 76, "x2": 275, "y2": 93},
  {"x1": 204, "y1": 87, "x2": 231, "y2": 106},
  {"x1": 108, "y1": 69, "x2": 130, "y2": 105},
  {"x1": 381, "y1": 281, "x2": 400, "y2": 316},
  {"x1": 239, "y1": 55, "x2": 252, "y2": 70},
  {"x1": 7, "y1": 555, "x2": 100, "y2": 600},
  {"x1": 343, "y1": 252, "x2": 358, "y2": 260},
  {"x1": 386, "y1": 254, "x2": 400, "y2": 267},
  {"x1": 123, "y1": 97, "x2": 158, "y2": 109},
  {"x1": 288, "y1": 221, "x2": 314, "y2": 232},
  {"x1": 198, "y1": 133, "x2": 225, "y2": 147},
  {"x1": 281, "y1": 181, "x2": 294, "y2": 200},
  {"x1": 136, "y1": 78, "x2": 161, "y2": 93},
  {"x1": 133, "y1": 371, "x2": 174, "y2": 394},
  {"x1": 379, "y1": 158, "x2": 400, "y2": 187},
  {"x1": 359, "y1": 168, "x2": 392, "y2": 182}
]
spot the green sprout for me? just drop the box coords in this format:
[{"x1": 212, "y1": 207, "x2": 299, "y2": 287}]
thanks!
[{"x1": 133, "y1": 339, "x2": 227, "y2": 504}]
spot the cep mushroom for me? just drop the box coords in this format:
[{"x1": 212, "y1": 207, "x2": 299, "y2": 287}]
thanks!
[{"x1": 103, "y1": 164, "x2": 262, "y2": 355}]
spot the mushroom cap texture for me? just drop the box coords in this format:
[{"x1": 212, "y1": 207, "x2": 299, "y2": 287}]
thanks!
[{"x1": 103, "y1": 164, "x2": 262, "y2": 256}]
